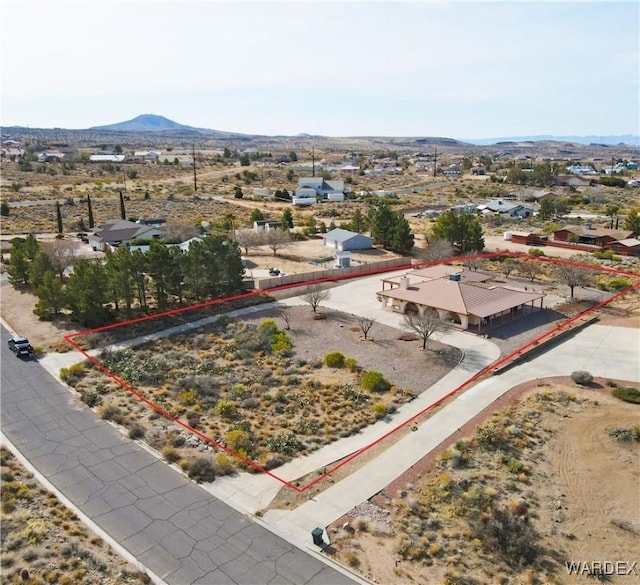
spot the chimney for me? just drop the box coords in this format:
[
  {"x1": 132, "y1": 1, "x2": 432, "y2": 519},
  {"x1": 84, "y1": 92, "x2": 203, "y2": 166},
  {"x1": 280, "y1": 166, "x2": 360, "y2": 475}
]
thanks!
[{"x1": 399, "y1": 276, "x2": 410, "y2": 290}]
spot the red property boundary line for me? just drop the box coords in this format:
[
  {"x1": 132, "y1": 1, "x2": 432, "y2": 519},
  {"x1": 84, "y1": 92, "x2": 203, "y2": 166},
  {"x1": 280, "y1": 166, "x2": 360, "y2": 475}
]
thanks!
[{"x1": 63, "y1": 253, "x2": 640, "y2": 493}]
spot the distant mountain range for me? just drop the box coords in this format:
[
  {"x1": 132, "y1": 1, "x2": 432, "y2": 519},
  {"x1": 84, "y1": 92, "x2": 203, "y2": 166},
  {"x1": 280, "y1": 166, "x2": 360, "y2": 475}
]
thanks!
[
  {"x1": 89, "y1": 114, "x2": 244, "y2": 137},
  {"x1": 464, "y1": 134, "x2": 640, "y2": 146},
  {"x1": 6, "y1": 114, "x2": 639, "y2": 148}
]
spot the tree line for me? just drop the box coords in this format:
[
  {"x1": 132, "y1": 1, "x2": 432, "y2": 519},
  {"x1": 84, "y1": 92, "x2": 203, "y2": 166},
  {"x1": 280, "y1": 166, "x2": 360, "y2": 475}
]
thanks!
[{"x1": 7, "y1": 234, "x2": 245, "y2": 327}]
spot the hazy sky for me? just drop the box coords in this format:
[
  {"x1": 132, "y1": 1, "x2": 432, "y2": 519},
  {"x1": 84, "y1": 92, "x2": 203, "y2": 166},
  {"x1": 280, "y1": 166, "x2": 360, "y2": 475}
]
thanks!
[{"x1": 2, "y1": 0, "x2": 638, "y2": 139}]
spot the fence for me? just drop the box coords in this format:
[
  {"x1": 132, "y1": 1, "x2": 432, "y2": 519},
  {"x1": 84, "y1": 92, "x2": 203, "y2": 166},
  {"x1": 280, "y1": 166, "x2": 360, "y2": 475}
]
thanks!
[{"x1": 253, "y1": 257, "x2": 409, "y2": 290}]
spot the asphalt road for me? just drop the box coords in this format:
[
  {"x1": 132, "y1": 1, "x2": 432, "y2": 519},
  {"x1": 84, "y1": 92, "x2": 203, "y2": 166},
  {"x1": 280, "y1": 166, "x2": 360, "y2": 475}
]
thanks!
[{"x1": 0, "y1": 324, "x2": 361, "y2": 585}]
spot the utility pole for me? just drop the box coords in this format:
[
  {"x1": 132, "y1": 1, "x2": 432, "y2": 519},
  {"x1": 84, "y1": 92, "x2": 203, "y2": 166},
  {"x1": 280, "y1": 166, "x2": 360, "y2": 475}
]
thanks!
[
  {"x1": 192, "y1": 144, "x2": 198, "y2": 193},
  {"x1": 123, "y1": 171, "x2": 127, "y2": 193},
  {"x1": 312, "y1": 146, "x2": 315, "y2": 178}
]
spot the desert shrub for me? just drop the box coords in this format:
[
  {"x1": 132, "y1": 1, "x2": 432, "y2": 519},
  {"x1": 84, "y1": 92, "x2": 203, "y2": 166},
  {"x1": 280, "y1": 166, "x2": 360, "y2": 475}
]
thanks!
[
  {"x1": 528, "y1": 248, "x2": 545, "y2": 257},
  {"x1": 267, "y1": 432, "x2": 302, "y2": 455},
  {"x1": 372, "y1": 402, "x2": 389, "y2": 418},
  {"x1": 608, "y1": 425, "x2": 640, "y2": 442},
  {"x1": 360, "y1": 370, "x2": 391, "y2": 393},
  {"x1": 324, "y1": 351, "x2": 345, "y2": 368},
  {"x1": 214, "y1": 399, "x2": 237, "y2": 419},
  {"x1": 161, "y1": 446, "x2": 181, "y2": 463},
  {"x1": 186, "y1": 457, "x2": 217, "y2": 483},
  {"x1": 503, "y1": 456, "x2": 525, "y2": 474},
  {"x1": 83, "y1": 392, "x2": 101, "y2": 408},
  {"x1": 474, "y1": 423, "x2": 505, "y2": 450},
  {"x1": 271, "y1": 330, "x2": 293, "y2": 353},
  {"x1": 225, "y1": 429, "x2": 251, "y2": 452},
  {"x1": 128, "y1": 424, "x2": 145, "y2": 440},
  {"x1": 59, "y1": 363, "x2": 85, "y2": 385},
  {"x1": 470, "y1": 506, "x2": 539, "y2": 568},
  {"x1": 571, "y1": 370, "x2": 593, "y2": 386},
  {"x1": 216, "y1": 454, "x2": 235, "y2": 475},
  {"x1": 263, "y1": 455, "x2": 285, "y2": 470},
  {"x1": 612, "y1": 386, "x2": 640, "y2": 404},
  {"x1": 178, "y1": 389, "x2": 199, "y2": 407},
  {"x1": 98, "y1": 404, "x2": 124, "y2": 424},
  {"x1": 344, "y1": 357, "x2": 358, "y2": 372},
  {"x1": 345, "y1": 551, "x2": 360, "y2": 567}
]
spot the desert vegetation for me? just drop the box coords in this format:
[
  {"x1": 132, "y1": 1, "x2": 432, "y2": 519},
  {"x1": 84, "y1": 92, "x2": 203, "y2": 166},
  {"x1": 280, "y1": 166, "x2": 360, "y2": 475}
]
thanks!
[
  {"x1": 329, "y1": 383, "x2": 640, "y2": 585},
  {"x1": 0, "y1": 448, "x2": 150, "y2": 585},
  {"x1": 60, "y1": 306, "x2": 461, "y2": 479}
]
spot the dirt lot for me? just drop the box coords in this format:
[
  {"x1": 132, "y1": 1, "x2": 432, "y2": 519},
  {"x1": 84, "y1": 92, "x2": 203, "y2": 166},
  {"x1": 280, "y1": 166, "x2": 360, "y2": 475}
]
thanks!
[{"x1": 326, "y1": 379, "x2": 640, "y2": 585}]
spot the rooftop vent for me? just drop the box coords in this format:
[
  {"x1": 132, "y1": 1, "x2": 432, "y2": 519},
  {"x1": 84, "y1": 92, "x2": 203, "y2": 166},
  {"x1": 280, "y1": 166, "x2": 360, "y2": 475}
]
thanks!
[{"x1": 448, "y1": 273, "x2": 462, "y2": 282}]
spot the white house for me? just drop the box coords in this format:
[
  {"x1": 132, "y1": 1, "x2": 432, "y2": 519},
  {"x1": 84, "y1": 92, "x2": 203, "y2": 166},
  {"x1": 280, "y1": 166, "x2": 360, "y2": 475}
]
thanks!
[
  {"x1": 323, "y1": 228, "x2": 373, "y2": 251},
  {"x1": 89, "y1": 219, "x2": 164, "y2": 251},
  {"x1": 253, "y1": 220, "x2": 282, "y2": 232},
  {"x1": 296, "y1": 177, "x2": 345, "y2": 202},
  {"x1": 477, "y1": 200, "x2": 533, "y2": 218}
]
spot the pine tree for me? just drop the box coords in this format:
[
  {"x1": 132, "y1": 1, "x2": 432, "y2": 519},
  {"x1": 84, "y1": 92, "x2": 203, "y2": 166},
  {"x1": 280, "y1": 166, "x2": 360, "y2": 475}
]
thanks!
[
  {"x1": 119, "y1": 191, "x2": 126, "y2": 220},
  {"x1": 87, "y1": 194, "x2": 94, "y2": 229},
  {"x1": 390, "y1": 214, "x2": 415, "y2": 254},
  {"x1": 55, "y1": 202, "x2": 63, "y2": 234}
]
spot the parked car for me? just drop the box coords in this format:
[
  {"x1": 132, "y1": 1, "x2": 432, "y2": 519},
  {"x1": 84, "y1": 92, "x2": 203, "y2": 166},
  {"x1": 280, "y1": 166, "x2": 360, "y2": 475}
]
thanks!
[{"x1": 8, "y1": 336, "x2": 34, "y2": 359}]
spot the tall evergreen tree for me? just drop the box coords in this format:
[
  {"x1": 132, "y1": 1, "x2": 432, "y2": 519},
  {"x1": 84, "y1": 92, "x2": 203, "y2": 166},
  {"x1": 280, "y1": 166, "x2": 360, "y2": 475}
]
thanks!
[
  {"x1": 87, "y1": 194, "x2": 94, "y2": 229},
  {"x1": 370, "y1": 202, "x2": 396, "y2": 249},
  {"x1": 34, "y1": 271, "x2": 66, "y2": 320},
  {"x1": 55, "y1": 202, "x2": 63, "y2": 234},
  {"x1": 29, "y1": 251, "x2": 55, "y2": 289},
  {"x1": 65, "y1": 260, "x2": 109, "y2": 327},
  {"x1": 351, "y1": 208, "x2": 366, "y2": 234},
  {"x1": 119, "y1": 190, "x2": 127, "y2": 220},
  {"x1": 390, "y1": 214, "x2": 415, "y2": 254}
]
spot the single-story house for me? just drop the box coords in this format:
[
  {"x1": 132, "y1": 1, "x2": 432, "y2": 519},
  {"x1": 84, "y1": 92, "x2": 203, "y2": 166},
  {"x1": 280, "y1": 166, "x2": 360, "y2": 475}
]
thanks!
[
  {"x1": 253, "y1": 220, "x2": 282, "y2": 232},
  {"x1": 507, "y1": 231, "x2": 548, "y2": 245},
  {"x1": 38, "y1": 150, "x2": 66, "y2": 162},
  {"x1": 296, "y1": 177, "x2": 345, "y2": 201},
  {"x1": 133, "y1": 151, "x2": 162, "y2": 162},
  {"x1": 478, "y1": 201, "x2": 534, "y2": 218},
  {"x1": 90, "y1": 154, "x2": 127, "y2": 163},
  {"x1": 377, "y1": 265, "x2": 545, "y2": 332},
  {"x1": 605, "y1": 238, "x2": 640, "y2": 256},
  {"x1": 89, "y1": 219, "x2": 164, "y2": 251},
  {"x1": 552, "y1": 225, "x2": 635, "y2": 247},
  {"x1": 323, "y1": 228, "x2": 373, "y2": 251}
]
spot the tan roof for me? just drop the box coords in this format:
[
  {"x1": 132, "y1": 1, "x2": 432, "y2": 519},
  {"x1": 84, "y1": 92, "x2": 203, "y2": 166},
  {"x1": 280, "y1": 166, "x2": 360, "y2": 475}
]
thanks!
[
  {"x1": 560, "y1": 225, "x2": 634, "y2": 240},
  {"x1": 379, "y1": 278, "x2": 544, "y2": 319},
  {"x1": 384, "y1": 266, "x2": 492, "y2": 287}
]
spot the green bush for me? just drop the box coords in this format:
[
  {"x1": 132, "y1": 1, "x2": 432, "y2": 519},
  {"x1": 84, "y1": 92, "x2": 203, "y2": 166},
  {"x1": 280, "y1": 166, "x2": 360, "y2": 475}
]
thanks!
[
  {"x1": 528, "y1": 248, "x2": 545, "y2": 257},
  {"x1": 214, "y1": 399, "x2": 237, "y2": 419},
  {"x1": 83, "y1": 392, "x2": 101, "y2": 408},
  {"x1": 612, "y1": 386, "x2": 640, "y2": 404},
  {"x1": 324, "y1": 351, "x2": 345, "y2": 368},
  {"x1": 372, "y1": 402, "x2": 389, "y2": 418},
  {"x1": 571, "y1": 370, "x2": 593, "y2": 386},
  {"x1": 608, "y1": 425, "x2": 640, "y2": 442},
  {"x1": 360, "y1": 370, "x2": 391, "y2": 393},
  {"x1": 344, "y1": 357, "x2": 358, "y2": 372}
]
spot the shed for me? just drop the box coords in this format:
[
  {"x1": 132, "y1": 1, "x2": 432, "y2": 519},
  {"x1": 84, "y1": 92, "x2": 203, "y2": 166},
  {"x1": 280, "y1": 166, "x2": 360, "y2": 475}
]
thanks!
[{"x1": 323, "y1": 228, "x2": 373, "y2": 251}]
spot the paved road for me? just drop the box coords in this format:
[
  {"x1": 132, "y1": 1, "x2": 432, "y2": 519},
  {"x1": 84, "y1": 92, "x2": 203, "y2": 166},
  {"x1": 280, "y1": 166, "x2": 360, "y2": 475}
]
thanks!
[{"x1": 0, "y1": 324, "x2": 363, "y2": 585}]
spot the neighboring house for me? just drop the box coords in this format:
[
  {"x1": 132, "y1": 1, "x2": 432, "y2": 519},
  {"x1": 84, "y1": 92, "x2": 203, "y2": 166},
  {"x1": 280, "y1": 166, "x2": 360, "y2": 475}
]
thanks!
[
  {"x1": 295, "y1": 177, "x2": 345, "y2": 201},
  {"x1": 89, "y1": 219, "x2": 164, "y2": 251},
  {"x1": 323, "y1": 228, "x2": 373, "y2": 251},
  {"x1": 158, "y1": 154, "x2": 194, "y2": 165},
  {"x1": 89, "y1": 154, "x2": 127, "y2": 163},
  {"x1": 478, "y1": 200, "x2": 534, "y2": 218},
  {"x1": 377, "y1": 265, "x2": 545, "y2": 332},
  {"x1": 606, "y1": 238, "x2": 640, "y2": 256},
  {"x1": 132, "y1": 151, "x2": 161, "y2": 163},
  {"x1": 253, "y1": 220, "x2": 282, "y2": 232},
  {"x1": 507, "y1": 231, "x2": 548, "y2": 246},
  {"x1": 552, "y1": 174, "x2": 593, "y2": 188},
  {"x1": 552, "y1": 225, "x2": 635, "y2": 247},
  {"x1": 566, "y1": 164, "x2": 597, "y2": 176},
  {"x1": 38, "y1": 150, "x2": 65, "y2": 162},
  {"x1": 292, "y1": 190, "x2": 317, "y2": 206},
  {"x1": 1, "y1": 147, "x2": 25, "y2": 158}
]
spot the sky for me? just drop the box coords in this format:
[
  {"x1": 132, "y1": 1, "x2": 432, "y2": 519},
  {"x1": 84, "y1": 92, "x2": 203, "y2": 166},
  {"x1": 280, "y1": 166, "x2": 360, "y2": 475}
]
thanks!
[{"x1": 1, "y1": 0, "x2": 638, "y2": 140}]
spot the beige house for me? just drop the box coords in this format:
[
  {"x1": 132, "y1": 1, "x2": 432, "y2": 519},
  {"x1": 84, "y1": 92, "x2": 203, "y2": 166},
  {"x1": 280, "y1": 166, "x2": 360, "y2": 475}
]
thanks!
[{"x1": 377, "y1": 265, "x2": 545, "y2": 332}]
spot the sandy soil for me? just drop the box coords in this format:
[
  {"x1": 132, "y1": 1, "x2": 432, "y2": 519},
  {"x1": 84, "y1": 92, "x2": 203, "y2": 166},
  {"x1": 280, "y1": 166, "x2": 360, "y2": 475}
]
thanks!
[{"x1": 327, "y1": 378, "x2": 640, "y2": 585}]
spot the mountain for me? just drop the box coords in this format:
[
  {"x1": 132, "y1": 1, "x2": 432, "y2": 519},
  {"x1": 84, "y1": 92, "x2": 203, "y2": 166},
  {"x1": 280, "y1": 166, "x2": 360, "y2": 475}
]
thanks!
[
  {"x1": 89, "y1": 114, "x2": 207, "y2": 133},
  {"x1": 464, "y1": 134, "x2": 640, "y2": 146}
]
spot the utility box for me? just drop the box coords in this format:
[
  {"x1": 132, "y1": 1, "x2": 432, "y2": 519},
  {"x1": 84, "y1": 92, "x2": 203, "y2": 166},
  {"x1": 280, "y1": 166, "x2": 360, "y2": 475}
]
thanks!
[{"x1": 311, "y1": 527, "x2": 324, "y2": 546}]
